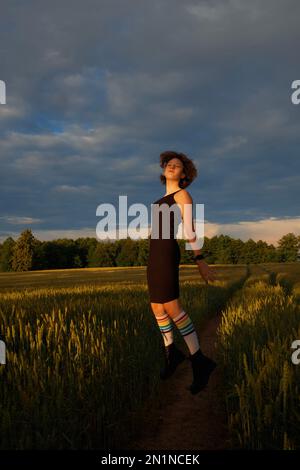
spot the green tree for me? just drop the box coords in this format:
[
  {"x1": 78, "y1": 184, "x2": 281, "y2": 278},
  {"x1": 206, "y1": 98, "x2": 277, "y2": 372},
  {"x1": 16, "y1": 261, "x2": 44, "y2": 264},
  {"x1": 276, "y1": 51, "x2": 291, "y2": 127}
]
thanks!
[
  {"x1": 255, "y1": 240, "x2": 272, "y2": 263},
  {"x1": 137, "y1": 238, "x2": 149, "y2": 265},
  {"x1": 205, "y1": 236, "x2": 219, "y2": 264},
  {"x1": 231, "y1": 238, "x2": 245, "y2": 264},
  {"x1": 75, "y1": 237, "x2": 97, "y2": 267},
  {"x1": 242, "y1": 239, "x2": 260, "y2": 264},
  {"x1": 90, "y1": 241, "x2": 118, "y2": 267},
  {"x1": 265, "y1": 243, "x2": 278, "y2": 262},
  {"x1": 73, "y1": 254, "x2": 84, "y2": 268},
  {"x1": 11, "y1": 229, "x2": 37, "y2": 271},
  {"x1": 178, "y1": 238, "x2": 193, "y2": 264},
  {"x1": 116, "y1": 238, "x2": 139, "y2": 266},
  {"x1": 215, "y1": 235, "x2": 235, "y2": 264},
  {"x1": 277, "y1": 233, "x2": 300, "y2": 262},
  {"x1": 0, "y1": 237, "x2": 15, "y2": 271}
]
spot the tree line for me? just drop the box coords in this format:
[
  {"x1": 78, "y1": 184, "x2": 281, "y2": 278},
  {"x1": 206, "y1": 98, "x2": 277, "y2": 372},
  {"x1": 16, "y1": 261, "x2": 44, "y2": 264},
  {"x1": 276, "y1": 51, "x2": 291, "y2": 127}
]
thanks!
[{"x1": 0, "y1": 229, "x2": 299, "y2": 272}]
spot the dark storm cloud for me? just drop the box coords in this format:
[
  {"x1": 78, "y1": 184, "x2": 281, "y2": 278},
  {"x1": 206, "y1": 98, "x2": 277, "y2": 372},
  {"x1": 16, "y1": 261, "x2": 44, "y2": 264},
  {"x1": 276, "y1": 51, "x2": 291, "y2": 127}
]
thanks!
[{"x1": 0, "y1": 0, "x2": 300, "y2": 243}]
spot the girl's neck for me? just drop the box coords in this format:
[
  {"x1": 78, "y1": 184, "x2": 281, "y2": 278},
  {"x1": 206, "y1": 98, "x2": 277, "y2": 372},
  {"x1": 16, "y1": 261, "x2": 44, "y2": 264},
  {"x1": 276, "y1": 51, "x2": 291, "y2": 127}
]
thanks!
[{"x1": 164, "y1": 185, "x2": 181, "y2": 196}]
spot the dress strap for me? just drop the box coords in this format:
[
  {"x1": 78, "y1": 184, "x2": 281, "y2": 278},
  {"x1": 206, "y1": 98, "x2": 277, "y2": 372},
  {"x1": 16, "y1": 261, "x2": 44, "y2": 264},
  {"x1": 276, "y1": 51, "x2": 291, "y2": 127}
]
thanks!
[{"x1": 163, "y1": 189, "x2": 183, "y2": 198}]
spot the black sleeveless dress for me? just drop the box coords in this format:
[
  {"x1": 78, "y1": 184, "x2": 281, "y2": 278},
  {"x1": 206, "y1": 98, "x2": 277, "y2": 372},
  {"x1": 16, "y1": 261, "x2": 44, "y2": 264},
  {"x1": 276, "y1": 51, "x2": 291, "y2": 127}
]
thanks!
[{"x1": 146, "y1": 189, "x2": 182, "y2": 303}]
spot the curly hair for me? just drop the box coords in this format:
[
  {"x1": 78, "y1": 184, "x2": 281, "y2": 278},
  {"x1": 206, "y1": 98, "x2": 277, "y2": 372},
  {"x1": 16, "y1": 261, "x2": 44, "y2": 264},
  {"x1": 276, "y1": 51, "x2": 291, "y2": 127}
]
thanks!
[{"x1": 159, "y1": 150, "x2": 198, "y2": 188}]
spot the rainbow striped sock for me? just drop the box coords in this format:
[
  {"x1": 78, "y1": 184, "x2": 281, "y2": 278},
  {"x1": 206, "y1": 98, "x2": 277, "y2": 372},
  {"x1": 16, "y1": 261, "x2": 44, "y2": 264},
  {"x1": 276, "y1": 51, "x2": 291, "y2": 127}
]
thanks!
[
  {"x1": 172, "y1": 310, "x2": 200, "y2": 355},
  {"x1": 154, "y1": 313, "x2": 174, "y2": 347}
]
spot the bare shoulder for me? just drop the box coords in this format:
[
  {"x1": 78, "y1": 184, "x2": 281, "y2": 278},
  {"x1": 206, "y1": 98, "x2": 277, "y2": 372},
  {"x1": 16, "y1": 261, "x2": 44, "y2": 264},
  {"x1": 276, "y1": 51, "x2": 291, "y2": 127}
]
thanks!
[{"x1": 174, "y1": 188, "x2": 193, "y2": 203}]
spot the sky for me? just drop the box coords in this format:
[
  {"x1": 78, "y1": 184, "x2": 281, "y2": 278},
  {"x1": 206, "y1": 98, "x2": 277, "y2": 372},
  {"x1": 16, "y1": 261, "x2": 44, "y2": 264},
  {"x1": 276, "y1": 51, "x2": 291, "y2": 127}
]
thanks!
[{"x1": 1, "y1": 0, "x2": 300, "y2": 247}]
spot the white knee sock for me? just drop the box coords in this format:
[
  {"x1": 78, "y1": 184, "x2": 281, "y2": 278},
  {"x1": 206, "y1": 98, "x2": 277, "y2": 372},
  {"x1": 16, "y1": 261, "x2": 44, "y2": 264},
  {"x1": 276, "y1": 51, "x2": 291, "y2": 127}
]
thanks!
[
  {"x1": 154, "y1": 313, "x2": 174, "y2": 347},
  {"x1": 172, "y1": 310, "x2": 200, "y2": 355}
]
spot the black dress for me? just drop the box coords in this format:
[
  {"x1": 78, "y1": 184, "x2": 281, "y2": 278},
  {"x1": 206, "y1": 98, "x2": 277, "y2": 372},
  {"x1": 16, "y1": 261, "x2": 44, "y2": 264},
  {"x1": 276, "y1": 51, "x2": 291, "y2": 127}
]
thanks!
[{"x1": 146, "y1": 189, "x2": 182, "y2": 303}]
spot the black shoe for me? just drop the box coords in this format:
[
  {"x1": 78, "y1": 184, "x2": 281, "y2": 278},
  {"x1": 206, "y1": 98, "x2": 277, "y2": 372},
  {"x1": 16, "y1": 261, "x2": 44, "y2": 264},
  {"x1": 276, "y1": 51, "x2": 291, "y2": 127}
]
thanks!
[
  {"x1": 160, "y1": 343, "x2": 186, "y2": 380},
  {"x1": 187, "y1": 348, "x2": 217, "y2": 394}
]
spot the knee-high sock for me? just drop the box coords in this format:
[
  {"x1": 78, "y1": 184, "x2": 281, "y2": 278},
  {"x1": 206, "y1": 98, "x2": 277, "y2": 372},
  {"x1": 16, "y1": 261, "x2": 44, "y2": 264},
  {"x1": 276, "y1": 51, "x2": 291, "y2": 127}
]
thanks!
[
  {"x1": 172, "y1": 310, "x2": 200, "y2": 355},
  {"x1": 154, "y1": 312, "x2": 174, "y2": 347}
]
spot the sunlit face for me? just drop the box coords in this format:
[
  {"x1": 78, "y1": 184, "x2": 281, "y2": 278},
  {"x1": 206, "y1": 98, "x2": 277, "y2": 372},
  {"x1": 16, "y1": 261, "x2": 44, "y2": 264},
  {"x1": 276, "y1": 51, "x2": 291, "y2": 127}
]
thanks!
[{"x1": 164, "y1": 158, "x2": 185, "y2": 182}]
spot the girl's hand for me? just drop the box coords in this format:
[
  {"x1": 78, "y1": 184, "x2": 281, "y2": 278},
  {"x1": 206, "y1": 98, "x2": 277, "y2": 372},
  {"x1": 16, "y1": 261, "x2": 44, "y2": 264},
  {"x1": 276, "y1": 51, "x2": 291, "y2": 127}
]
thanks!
[{"x1": 196, "y1": 260, "x2": 216, "y2": 284}]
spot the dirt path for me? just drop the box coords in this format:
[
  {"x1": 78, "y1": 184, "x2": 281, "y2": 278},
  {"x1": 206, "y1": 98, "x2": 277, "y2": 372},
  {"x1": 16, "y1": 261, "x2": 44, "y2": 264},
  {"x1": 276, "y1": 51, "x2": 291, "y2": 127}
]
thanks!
[{"x1": 127, "y1": 312, "x2": 230, "y2": 450}]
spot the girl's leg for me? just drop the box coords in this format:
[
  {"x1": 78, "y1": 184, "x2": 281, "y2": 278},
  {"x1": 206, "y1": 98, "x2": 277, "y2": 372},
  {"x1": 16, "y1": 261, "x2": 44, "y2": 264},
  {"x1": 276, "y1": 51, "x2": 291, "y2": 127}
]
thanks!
[
  {"x1": 163, "y1": 298, "x2": 200, "y2": 355},
  {"x1": 163, "y1": 297, "x2": 216, "y2": 393},
  {"x1": 150, "y1": 302, "x2": 174, "y2": 346},
  {"x1": 150, "y1": 302, "x2": 186, "y2": 380}
]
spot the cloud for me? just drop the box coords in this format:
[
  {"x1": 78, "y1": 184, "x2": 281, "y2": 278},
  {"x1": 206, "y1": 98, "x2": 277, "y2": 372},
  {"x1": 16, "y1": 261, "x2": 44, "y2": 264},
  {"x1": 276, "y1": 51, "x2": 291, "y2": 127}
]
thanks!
[
  {"x1": 52, "y1": 184, "x2": 92, "y2": 193},
  {"x1": 0, "y1": 216, "x2": 43, "y2": 225},
  {"x1": 204, "y1": 217, "x2": 300, "y2": 246},
  {"x1": 1, "y1": 216, "x2": 300, "y2": 247},
  {"x1": 0, "y1": 0, "x2": 299, "y2": 239},
  {"x1": 209, "y1": 135, "x2": 248, "y2": 157}
]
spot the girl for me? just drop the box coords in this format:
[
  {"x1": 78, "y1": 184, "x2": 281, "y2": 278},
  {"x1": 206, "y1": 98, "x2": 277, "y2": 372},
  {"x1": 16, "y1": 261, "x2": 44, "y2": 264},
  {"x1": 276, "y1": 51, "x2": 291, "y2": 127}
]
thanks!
[{"x1": 146, "y1": 151, "x2": 217, "y2": 394}]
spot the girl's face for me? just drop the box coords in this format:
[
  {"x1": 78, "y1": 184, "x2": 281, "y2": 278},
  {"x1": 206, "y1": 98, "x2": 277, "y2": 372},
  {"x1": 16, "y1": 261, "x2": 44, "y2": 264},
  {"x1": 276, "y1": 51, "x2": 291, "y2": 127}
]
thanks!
[{"x1": 164, "y1": 158, "x2": 185, "y2": 182}]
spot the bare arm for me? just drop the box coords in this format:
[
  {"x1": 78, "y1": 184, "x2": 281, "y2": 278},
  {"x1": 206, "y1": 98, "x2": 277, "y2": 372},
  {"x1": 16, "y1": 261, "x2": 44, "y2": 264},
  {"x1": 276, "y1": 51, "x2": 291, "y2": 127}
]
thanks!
[
  {"x1": 174, "y1": 190, "x2": 202, "y2": 256},
  {"x1": 175, "y1": 190, "x2": 216, "y2": 283}
]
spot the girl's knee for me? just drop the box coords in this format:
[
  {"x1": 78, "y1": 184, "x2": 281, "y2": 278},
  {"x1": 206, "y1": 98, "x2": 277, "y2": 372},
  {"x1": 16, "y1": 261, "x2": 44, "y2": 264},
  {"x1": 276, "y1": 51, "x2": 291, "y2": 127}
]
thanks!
[
  {"x1": 163, "y1": 300, "x2": 183, "y2": 318},
  {"x1": 150, "y1": 303, "x2": 165, "y2": 317}
]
